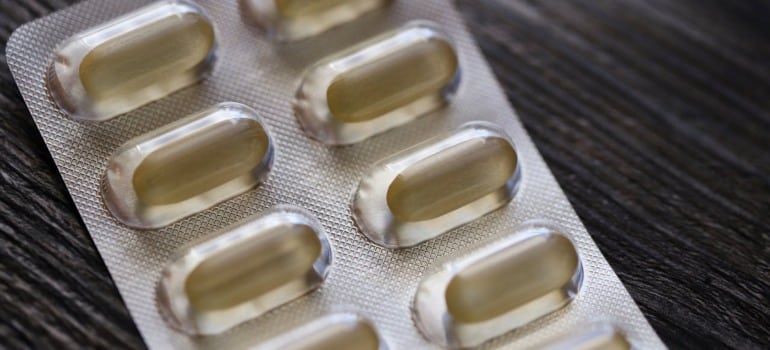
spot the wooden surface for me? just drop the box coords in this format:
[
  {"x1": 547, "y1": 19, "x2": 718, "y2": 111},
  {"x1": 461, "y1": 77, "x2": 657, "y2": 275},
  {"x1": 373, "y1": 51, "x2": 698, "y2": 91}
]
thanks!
[{"x1": 1, "y1": 0, "x2": 768, "y2": 349}]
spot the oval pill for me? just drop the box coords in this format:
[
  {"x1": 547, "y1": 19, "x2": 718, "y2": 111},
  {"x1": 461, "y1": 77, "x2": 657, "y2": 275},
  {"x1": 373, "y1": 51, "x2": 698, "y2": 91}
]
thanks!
[
  {"x1": 541, "y1": 325, "x2": 630, "y2": 350},
  {"x1": 276, "y1": 0, "x2": 357, "y2": 18},
  {"x1": 132, "y1": 119, "x2": 269, "y2": 206},
  {"x1": 157, "y1": 206, "x2": 332, "y2": 335},
  {"x1": 255, "y1": 314, "x2": 386, "y2": 350},
  {"x1": 103, "y1": 102, "x2": 274, "y2": 229},
  {"x1": 352, "y1": 122, "x2": 519, "y2": 248},
  {"x1": 291, "y1": 320, "x2": 380, "y2": 350},
  {"x1": 386, "y1": 137, "x2": 517, "y2": 222},
  {"x1": 413, "y1": 224, "x2": 583, "y2": 348},
  {"x1": 242, "y1": 0, "x2": 391, "y2": 41},
  {"x1": 185, "y1": 224, "x2": 321, "y2": 311},
  {"x1": 295, "y1": 21, "x2": 460, "y2": 145},
  {"x1": 445, "y1": 233, "x2": 579, "y2": 323},
  {"x1": 327, "y1": 38, "x2": 458, "y2": 123},
  {"x1": 49, "y1": 1, "x2": 216, "y2": 121}
]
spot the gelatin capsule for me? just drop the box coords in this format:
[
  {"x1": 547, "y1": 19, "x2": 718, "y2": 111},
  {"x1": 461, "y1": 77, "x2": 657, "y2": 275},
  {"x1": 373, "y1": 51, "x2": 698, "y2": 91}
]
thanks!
[
  {"x1": 413, "y1": 223, "x2": 583, "y2": 348},
  {"x1": 541, "y1": 325, "x2": 630, "y2": 350},
  {"x1": 351, "y1": 122, "x2": 519, "y2": 248},
  {"x1": 48, "y1": 1, "x2": 217, "y2": 121},
  {"x1": 295, "y1": 21, "x2": 460, "y2": 145},
  {"x1": 254, "y1": 314, "x2": 387, "y2": 350},
  {"x1": 241, "y1": 0, "x2": 391, "y2": 41},
  {"x1": 103, "y1": 102, "x2": 274, "y2": 229},
  {"x1": 157, "y1": 206, "x2": 332, "y2": 335}
]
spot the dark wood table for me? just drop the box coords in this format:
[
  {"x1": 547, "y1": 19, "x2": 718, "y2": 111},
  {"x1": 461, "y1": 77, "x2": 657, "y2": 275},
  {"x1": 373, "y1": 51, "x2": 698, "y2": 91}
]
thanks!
[{"x1": 1, "y1": 0, "x2": 768, "y2": 349}]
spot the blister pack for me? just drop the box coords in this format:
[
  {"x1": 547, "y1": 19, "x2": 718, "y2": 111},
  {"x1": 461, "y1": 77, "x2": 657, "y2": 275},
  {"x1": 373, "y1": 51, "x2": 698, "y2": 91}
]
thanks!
[{"x1": 7, "y1": 0, "x2": 665, "y2": 349}]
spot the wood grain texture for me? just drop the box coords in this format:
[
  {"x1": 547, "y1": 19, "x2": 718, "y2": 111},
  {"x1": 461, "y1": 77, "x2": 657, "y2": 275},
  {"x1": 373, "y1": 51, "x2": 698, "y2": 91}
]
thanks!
[
  {"x1": 0, "y1": 1, "x2": 145, "y2": 348},
  {"x1": 1, "y1": 0, "x2": 768, "y2": 349}
]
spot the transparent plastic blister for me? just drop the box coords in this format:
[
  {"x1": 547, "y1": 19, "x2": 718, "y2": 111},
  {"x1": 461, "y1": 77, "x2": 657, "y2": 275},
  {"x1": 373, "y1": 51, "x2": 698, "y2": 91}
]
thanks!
[
  {"x1": 157, "y1": 205, "x2": 332, "y2": 336},
  {"x1": 48, "y1": 0, "x2": 217, "y2": 121},
  {"x1": 537, "y1": 324, "x2": 631, "y2": 350},
  {"x1": 352, "y1": 122, "x2": 520, "y2": 248},
  {"x1": 103, "y1": 102, "x2": 275, "y2": 229},
  {"x1": 413, "y1": 223, "x2": 582, "y2": 348},
  {"x1": 7, "y1": 0, "x2": 665, "y2": 349},
  {"x1": 241, "y1": 0, "x2": 393, "y2": 42},
  {"x1": 254, "y1": 313, "x2": 388, "y2": 350},
  {"x1": 295, "y1": 20, "x2": 460, "y2": 145}
]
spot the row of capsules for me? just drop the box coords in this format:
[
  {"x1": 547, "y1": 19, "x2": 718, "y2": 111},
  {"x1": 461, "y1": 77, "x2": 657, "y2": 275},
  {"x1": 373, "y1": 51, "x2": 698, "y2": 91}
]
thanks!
[{"x1": 47, "y1": 0, "x2": 631, "y2": 349}]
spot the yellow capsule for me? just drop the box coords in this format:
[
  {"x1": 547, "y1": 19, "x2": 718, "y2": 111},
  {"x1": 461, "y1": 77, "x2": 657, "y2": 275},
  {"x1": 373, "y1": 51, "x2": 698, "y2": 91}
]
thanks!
[
  {"x1": 386, "y1": 137, "x2": 517, "y2": 222},
  {"x1": 157, "y1": 206, "x2": 332, "y2": 335},
  {"x1": 132, "y1": 120, "x2": 269, "y2": 206},
  {"x1": 290, "y1": 321, "x2": 381, "y2": 350},
  {"x1": 295, "y1": 21, "x2": 460, "y2": 145},
  {"x1": 413, "y1": 225, "x2": 583, "y2": 348},
  {"x1": 541, "y1": 325, "x2": 631, "y2": 350},
  {"x1": 242, "y1": 0, "x2": 391, "y2": 41},
  {"x1": 185, "y1": 223, "x2": 321, "y2": 312},
  {"x1": 103, "y1": 102, "x2": 274, "y2": 229},
  {"x1": 276, "y1": 0, "x2": 354, "y2": 18},
  {"x1": 49, "y1": 1, "x2": 216, "y2": 121},
  {"x1": 256, "y1": 314, "x2": 385, "y2": 350},
  {"x1": 445, "y1": 233, "x2": 579, "y2": 323},
  {"x1": 327, "y1": 39, "x2": 458, "y2": 123},
  {"x1": 352, "y1": 122, "x2": 519, "y2": 248}
]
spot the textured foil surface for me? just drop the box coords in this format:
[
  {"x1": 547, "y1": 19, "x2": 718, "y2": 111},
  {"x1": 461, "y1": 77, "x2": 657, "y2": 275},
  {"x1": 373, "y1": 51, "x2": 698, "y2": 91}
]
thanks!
[{"x1": 7, "y1": 0, "x2": 665, "y2": 349}]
